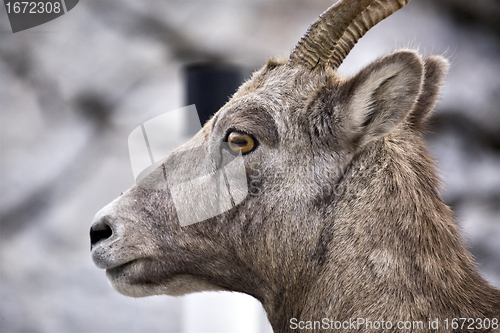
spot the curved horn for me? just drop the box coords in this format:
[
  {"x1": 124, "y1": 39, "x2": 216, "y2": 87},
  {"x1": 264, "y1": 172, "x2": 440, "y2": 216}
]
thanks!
[{"x1": 288, "y1": 0, "x2": 410, "y2": 69}]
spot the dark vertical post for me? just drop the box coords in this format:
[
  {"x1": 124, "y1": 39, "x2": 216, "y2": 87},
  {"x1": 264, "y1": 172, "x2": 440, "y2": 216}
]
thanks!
[{"x1": 185, "y1": 63, "x2": 250, "y2": 136}]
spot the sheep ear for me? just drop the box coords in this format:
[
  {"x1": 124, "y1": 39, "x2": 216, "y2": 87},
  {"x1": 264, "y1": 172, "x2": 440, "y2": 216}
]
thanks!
[
  {"x1": 341, "y1": 50, "x2": 424, "y2": 146},
  {"x1": 408, "y1": 55, "x2": 449, "y2": 129}
]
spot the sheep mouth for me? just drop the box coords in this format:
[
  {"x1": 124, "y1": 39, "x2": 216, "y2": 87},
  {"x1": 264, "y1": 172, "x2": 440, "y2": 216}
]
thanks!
[
  {"x1": 106, "y1": 258, "x2": 175, "y2": 284},
  {"x1": 105, "y1": 259, "x2": 139, "y2": 276},
  {"x1": 106, "y1": 259, "x2": 225, "y2": 297},
  {"x1": 104, "y1": 259, "x2": 194, "y2": 297}
]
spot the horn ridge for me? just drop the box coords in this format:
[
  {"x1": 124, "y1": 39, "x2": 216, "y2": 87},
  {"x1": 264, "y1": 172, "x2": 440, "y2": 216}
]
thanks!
[
  {"x1": 288, "y1": 0, "x2": 411, "y2": 70},
  {"x1": 329, "y1": 0, "x2": 410, "y2": 69},
  {"x1": 289, "y1": 0, "x2": 375, "y2": 69}
]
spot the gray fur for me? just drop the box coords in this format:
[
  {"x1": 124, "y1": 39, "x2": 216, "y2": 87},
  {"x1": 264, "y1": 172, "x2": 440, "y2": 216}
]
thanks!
[{"x1": 91, "y1": 12, "x2": 500, "y2": 333}]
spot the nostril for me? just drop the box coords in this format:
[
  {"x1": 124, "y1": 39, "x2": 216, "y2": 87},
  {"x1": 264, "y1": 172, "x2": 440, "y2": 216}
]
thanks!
[{"x1": 90, "y1": 221, "x2": 113, "y2": 249}]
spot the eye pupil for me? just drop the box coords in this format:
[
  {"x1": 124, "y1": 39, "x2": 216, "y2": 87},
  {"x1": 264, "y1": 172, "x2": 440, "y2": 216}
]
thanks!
[
  {"x1": 227, "y1": 131, "x2": 255, "y2": 154},
  {"x1": 232, "y1": 139, "x2": 247, "y2": 146}
]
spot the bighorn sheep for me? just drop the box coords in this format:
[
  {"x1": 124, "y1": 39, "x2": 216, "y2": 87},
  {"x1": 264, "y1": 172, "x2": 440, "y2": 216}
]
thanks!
[{"x1": 90, "y1": 0, "x2": 500, "y2": 331}]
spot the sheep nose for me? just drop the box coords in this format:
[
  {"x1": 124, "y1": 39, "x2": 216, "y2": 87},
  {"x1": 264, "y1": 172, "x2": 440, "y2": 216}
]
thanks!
[{"x1": 90, "y1": 219, "x2": 113, "y2": 250}]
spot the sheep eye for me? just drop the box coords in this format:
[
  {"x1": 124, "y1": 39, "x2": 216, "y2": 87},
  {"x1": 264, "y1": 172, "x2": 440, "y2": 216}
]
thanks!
[{"x1": 227, "y1": 131, "x2": 255, "y2": 154}]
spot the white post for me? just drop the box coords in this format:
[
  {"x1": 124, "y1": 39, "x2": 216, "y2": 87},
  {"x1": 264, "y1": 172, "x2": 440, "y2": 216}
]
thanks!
[{"x1": 181, "y1": 291, "x2": 272, "y2": 333}]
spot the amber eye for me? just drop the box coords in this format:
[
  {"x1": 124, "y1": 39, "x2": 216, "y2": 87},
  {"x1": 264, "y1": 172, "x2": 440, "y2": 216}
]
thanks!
[{"x1": 227, "y1": 131, "x2": 255, "y2": 154}]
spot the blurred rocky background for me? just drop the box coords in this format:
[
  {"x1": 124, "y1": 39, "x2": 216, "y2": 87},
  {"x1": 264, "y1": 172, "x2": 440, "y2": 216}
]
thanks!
[{"x1": 1, "y1": 0, "x2": 499, "y2": 332}]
